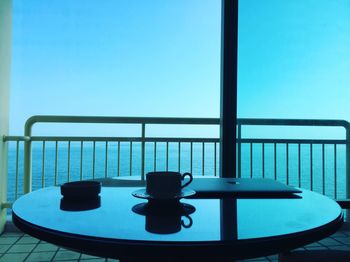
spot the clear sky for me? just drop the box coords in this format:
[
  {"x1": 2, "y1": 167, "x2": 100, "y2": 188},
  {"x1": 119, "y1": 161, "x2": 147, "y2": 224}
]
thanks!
[{"x1": 9, "y1": 0, "x2": 350, "y2": 137}]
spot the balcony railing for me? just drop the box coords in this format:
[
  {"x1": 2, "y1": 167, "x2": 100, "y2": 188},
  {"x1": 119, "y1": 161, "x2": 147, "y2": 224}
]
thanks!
[{"x1": 2, "y1": 115, "x2": 350, "y2": 207}]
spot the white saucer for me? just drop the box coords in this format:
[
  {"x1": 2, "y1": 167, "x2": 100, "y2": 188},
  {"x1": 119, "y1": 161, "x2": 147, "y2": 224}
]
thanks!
[{"x1": 132, "y1": 188, "x2": 196, "y2": 200}]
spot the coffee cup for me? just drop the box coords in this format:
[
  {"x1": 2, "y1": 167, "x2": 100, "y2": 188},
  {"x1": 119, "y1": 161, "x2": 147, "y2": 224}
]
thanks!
[{"x1": 146, "y1": 171, "x2": 193, "y2": 199}]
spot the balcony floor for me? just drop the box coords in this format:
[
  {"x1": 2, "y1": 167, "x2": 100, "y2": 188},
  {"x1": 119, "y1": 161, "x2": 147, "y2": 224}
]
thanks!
[{"x1": 1, "y1": 220, "x2": 350, "y2": 262}]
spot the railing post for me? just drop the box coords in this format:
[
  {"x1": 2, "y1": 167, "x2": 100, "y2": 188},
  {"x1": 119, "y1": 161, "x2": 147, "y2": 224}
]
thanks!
[
  {"x1": 346, "y1": 123, "x2": 350, "y2": 199},
  {"x1": 237, "y1": 123, "x2": 241, "y2": 178},
  {"x1": 0, "y1": 0, "x2": 12, "y2": 234},
  {"x1": 23, "y1": 121, "x2": 33, "y2": 194},
  {"x1": 141, "y1": 123, "x2": 146, "y2": 181}
]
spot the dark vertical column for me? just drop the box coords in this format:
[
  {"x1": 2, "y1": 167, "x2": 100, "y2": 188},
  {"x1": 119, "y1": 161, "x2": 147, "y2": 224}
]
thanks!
[
  {"x1": 220, "y1": 0, "x2": 238, "y2": 178},
  {"x1": 220, "y1": 198, "x2": 238, "y2": 241}
]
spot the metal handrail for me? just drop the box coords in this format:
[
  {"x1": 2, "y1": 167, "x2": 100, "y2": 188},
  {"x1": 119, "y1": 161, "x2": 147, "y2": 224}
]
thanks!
[
  {"x1": 2, "y1": 135, "x2": 30, "y2": 142},
  {"x1": 238, "y1": 118, "x2": 349, "y2": 128}
]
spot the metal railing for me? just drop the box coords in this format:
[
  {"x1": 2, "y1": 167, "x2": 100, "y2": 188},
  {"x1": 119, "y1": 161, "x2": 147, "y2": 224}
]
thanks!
[
  {"x1": 238, "y1": 119, "x2": 350, "y2": 202},
  {"x1": 3, "y1": 115, "x2": 350, "y2": 206}
]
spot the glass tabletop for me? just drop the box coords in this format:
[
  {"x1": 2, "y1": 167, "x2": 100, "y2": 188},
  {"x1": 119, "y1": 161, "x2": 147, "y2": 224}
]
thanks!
[{"x1": 12, "y1": 186, "x2": 342, "y2": 243}]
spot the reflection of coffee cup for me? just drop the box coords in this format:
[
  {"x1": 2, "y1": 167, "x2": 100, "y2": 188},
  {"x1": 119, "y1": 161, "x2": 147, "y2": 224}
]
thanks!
[
  {"x1": 132, "y1": 201, "x2": 196, "y2": 234},
  {"x1": 146, "y1": 172, "x2": 193, "y2": 199},
  {"x1": 146, "y1": 214, "x2": 193, "y2": 234}
]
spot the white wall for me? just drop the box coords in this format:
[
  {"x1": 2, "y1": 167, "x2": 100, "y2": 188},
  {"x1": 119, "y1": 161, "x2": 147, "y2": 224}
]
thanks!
[{"x1": 0, "y1": 0, "x2": 12, "y2": 233}]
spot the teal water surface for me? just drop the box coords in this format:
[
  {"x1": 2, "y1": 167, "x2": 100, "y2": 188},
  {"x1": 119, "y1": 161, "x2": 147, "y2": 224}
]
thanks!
[{"x1": 7, "y1": 142, "x2": 346, "y2": 203}]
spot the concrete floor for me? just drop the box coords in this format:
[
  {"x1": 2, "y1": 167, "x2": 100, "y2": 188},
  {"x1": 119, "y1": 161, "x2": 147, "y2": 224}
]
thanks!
[{"x1": 1, "y1": 221, "x2": 350, "y2": 262}]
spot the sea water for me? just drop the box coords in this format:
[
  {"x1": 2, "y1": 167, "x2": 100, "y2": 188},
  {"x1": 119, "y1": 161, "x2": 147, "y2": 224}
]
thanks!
[{"x1": 6, "y1": 142, "x2": 347, "y2": 203}]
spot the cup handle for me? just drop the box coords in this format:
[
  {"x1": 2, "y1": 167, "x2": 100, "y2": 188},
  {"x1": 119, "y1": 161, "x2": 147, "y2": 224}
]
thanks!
[
  {"x1": 181, "y1": 215, "x2": 193, "y2": 228},
  {"x1": 181, "y1": 172, "x2": 193, "y2": 188}
]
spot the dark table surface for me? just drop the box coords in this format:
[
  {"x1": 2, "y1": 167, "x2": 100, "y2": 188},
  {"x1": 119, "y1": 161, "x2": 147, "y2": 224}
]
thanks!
[{"x1": 12, "y1": 186, "x2": 343, "y2": 261}]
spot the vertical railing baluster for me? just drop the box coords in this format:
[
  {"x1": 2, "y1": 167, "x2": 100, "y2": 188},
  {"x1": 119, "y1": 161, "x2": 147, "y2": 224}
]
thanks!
[
  {"x1": 24, "y1": 124, "x2": 32, "y2": 194},
  {"x1": 178, "y1": 142, "x2": 181, "y2": 172},
  {"x1": 117, "y1": 141, "x2": 120, "y2": 177},
  {"x1": 250, "y1": 143, "x2": 253, "y2": 178},
  {"x1": 130, "y1": 142, "x2": 133, "y2": 176},
  {"x1": 15, "y1": 141, "x2": 19, "y2": 199},
  {"x1": 54, "y1": 141, "x2": 58, "y2": 186},
  {"x1": 67, "y1": 141, "x2": 71, "y2": 182},
  {"x1": 41, "y1": 141, "x2": 46, "y2": 188},
  {"x1": 141, "y1": 123, "x2": 146, "y2": 180},
  {"x1": 92, "y1": 141, "x2": 96, "y2": 179},
  {"x1": 154, "y1": 142, "x2": 157, "y2": 171},
  {"x1": 166, "y1": 142, "x2": 169, "y2": 171},
  {"x1": 105, "y1": 141, "x2": 108, "y2": 178},
  {"x1": 80, "y1": 141, "x2": 83, "y2": 181},
  {"x1": 298, "y1": 144, "x2": 301, "y2": 187},
  {"x1": 202, "y1": 142, "x2": 205, "y2": 176},
  {"x1": 214, "y1": 142, "x2": 217, "y2": 177},
  {"x1": 334, "y1": 144, "x2": 337, "y2": 199},
  {"x1": 274, "y1": 143, "x2": 277, "y2": 180},
  {"x1": 322, "y1": 144, "x2": 325, "y2": 195},
  {"x1": 286, "y1": 143, "x2": 289, "y2": 185},
  {"x1": 237, "y1": 124, "x2": 242, "y2": 178},
  {"x1": 190, "y1": 142, "x2": 193, "y2": 174},
  {"x1": 262, "y1": 143, "x2": 265, "y2": 178},
  {"x1": 310, "y1": 144, "x2": 313, "y2": 191}
]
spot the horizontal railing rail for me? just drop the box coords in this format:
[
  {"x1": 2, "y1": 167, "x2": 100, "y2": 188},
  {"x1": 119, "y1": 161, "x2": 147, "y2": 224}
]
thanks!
[
  {"x1": 238, "y1": 118, "x2": 350, "y2": 127},
  {"x1": 5, "y1": 136, "x2": 348, "y2": 144},
  {"x1": 2, "y1": 115, "x2": 350, "y2": 207}
]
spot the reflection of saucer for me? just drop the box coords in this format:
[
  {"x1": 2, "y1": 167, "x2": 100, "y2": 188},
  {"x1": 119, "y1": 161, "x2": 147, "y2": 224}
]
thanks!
[
  {"x1": 132, "y1": 202, "x2": 195, "y2": 234},
  {"x1": 132, "y1": 188, "x2": 196, "y2": 200},
  {"x1": 132, "y1": 202, "x2": 196, "y2": 216}
]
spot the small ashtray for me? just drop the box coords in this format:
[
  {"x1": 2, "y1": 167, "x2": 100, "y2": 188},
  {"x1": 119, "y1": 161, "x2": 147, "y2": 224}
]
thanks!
[{"x1": 60, "y1": 181, "x2": 101, "y2": 200}]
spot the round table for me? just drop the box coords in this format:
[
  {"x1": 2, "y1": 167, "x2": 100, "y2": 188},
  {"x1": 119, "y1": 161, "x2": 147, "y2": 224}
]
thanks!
[{"x1": 12, "y1": 187, "x2": 343, "y2": 261}]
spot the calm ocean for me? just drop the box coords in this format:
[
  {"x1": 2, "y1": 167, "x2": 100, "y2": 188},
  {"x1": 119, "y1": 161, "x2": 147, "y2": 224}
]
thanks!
[{"x1": 6, "y1": 142, "x2": 347, "y2": 202}]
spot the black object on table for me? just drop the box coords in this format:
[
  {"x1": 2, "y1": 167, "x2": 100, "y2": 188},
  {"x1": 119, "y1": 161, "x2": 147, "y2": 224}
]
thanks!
[
  {"x1": 60, "y1": 181, "x2": 101, "y2": 200},
  {"x1": 12, "y1": 186, "x2": 343, "y2": 262}
]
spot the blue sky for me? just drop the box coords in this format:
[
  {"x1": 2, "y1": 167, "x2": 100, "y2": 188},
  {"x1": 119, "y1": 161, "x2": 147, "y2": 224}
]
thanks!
[
  {"x1": 9, "y1": 0, "x2": 350, "y2": 137},
  {"x1": 238, "y1": 0, "x2": 350, "y2": 121}
]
